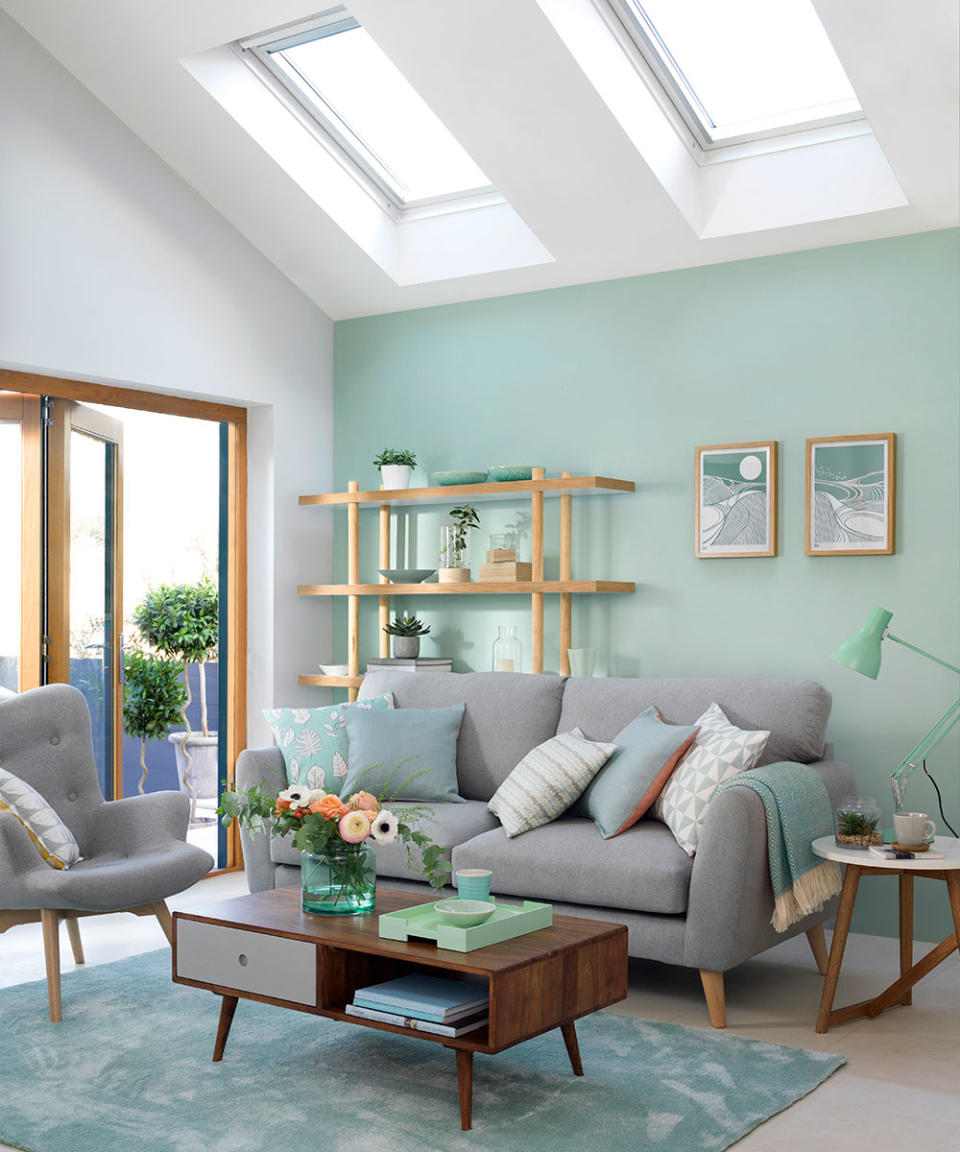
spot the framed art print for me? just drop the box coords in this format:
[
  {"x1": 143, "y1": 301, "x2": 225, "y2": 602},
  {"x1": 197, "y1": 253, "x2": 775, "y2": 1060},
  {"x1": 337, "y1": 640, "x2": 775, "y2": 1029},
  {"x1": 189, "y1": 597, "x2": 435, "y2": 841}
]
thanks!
[
  {"x1": 695, "y1": 441, "x2": 777, "y2": 558},
  {"x1": 805, "y1": 433, "x2": 896, "y2": 555}
]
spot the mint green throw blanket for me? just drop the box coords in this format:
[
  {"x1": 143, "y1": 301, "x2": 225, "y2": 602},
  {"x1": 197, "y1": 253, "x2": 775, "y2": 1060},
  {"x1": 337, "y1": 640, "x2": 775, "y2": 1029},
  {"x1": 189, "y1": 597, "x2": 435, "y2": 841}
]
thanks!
[{"x1": 718, "y1": 762, "x2": 842, "y2": 932}]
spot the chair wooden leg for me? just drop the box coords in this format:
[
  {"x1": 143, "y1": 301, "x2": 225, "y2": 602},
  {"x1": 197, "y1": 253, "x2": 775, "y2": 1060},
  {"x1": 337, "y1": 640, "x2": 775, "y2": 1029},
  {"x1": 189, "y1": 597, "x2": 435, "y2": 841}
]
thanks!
[
  {"x1": 40, "y1": 909, "x2": 62, "y2": 1023},
  {"x1": 806, "y1": 924, "x2": 829, "y2": 976},
  {"x1": 65, "y1": 915, "x2": 85, "y2": 965},
  {"x1": 150, "y1": 901, "x2": 174, "y2": 945},
  {"x1": 700, "y1": 969, "x2": 726, "y2": 1028}
]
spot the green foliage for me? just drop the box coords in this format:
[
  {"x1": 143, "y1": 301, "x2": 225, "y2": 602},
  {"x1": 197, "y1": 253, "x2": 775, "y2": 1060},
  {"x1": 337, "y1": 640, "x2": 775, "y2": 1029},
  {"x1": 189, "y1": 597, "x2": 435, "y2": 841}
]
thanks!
[
  {"x1": 448, "y1": 503, "x2": 480, "y2": 531},
  {"x1": 133, "y1": 578, "x2": 219, "y2": 665},
  {"x1": 383, "y1": 614, "x2": 430, "y2": 637},
  {"x1": 441, "y1": 503, "x2": 480, "y2": 568},
  {"x1": 839, "y1": 809, "x2": 879, "y2": 836},
  {"x1": 373, "y1": 448, "x2": 417, "y2": 469},
  {"x1": 122, "y1": 651, "x2": 187, "y2": 742}
]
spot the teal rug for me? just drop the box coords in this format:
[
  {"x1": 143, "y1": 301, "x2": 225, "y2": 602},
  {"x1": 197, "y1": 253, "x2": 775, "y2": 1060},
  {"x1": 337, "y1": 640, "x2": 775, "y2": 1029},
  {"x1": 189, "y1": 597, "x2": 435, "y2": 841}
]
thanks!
[{"x1": 0, "y1": 950, "x2": 843, "y2": 1152}]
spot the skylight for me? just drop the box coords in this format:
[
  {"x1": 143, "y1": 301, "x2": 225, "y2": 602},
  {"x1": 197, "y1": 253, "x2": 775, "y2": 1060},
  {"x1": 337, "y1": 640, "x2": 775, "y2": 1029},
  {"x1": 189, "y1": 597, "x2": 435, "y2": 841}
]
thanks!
[
  {"x1": 608, "y1": 0, "x2": 863, "y2": 148},
  {"x1": 243, "y1": 12, "x2": 494, "y2": 209}
]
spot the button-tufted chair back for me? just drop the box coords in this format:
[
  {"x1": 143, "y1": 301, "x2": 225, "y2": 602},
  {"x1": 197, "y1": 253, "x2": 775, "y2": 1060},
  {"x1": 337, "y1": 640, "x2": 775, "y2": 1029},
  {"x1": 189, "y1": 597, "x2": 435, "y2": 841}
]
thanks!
[{"x1": 0, "y1": 684, "x2": 105, "y2": 853}]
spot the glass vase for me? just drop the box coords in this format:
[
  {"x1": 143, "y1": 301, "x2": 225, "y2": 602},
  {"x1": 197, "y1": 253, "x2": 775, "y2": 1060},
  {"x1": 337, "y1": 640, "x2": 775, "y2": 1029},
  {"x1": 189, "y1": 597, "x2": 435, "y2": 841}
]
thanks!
[
  {"x1": 301, "y1": 843, "x2": 376, "y2": 915},
  {"x1": 439, "y1": 525, "x2": 470, "y2": 581},
  {"x1": 492, "y1": 625, "x2": 522, "y2": 672},
  {"x1": 834, "y1": 796, "x2": 883, "y2": 848}
]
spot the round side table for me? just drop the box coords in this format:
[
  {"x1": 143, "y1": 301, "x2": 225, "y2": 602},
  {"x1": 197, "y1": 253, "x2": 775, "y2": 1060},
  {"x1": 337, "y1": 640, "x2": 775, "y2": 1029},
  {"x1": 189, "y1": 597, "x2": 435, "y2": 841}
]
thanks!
[{"x1": 811, "y1": 835, "x2": 960, "y2": 1033}]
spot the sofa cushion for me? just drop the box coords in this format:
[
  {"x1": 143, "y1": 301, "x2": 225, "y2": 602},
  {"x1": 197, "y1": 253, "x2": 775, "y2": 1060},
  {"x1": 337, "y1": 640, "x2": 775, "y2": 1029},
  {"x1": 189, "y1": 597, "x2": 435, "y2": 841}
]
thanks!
[
  {"x1": 559, "y1": 677, "x2": 830, "y2": 765},
  {"x1": 451, "y1": 818, "x2": 693, "y2": 915},
  {"x1": 268, "y1": 801, "x2": 498, "y2": 883},
  {"x1": 359, "y1": 671, "x2": 566, "y2": 801}
]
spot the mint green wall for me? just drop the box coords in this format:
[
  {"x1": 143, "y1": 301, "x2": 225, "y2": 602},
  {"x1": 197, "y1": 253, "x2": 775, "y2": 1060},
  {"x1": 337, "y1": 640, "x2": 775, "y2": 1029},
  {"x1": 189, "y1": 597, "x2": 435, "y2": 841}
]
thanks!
[{"x1": 334, "y1": 230, "x2": 960, "y2": 942}]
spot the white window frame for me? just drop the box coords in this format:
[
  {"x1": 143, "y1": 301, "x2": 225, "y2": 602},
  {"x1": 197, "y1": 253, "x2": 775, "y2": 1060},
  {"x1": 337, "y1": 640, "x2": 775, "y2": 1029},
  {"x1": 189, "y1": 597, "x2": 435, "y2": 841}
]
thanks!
[
  {"x1": 238, "y1": 9, "x2": 500, "y2": 217},
  {"x1": 599, "y1": 0, "x2": 866, "y2": 156}
]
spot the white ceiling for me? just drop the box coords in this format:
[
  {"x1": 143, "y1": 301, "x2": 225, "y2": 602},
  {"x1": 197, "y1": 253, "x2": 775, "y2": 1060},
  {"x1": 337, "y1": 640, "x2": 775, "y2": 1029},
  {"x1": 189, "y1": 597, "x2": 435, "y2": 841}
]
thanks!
[{"x1": 3, "y1": 0, "x2": 957, "y2": 321}]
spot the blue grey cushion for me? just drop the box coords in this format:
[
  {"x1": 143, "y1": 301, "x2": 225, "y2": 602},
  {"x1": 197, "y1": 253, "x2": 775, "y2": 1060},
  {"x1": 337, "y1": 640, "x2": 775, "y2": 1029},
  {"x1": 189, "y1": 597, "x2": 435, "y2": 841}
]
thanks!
[{"x1": 340, "y1": 705, "x2": 465, "y2": 803}]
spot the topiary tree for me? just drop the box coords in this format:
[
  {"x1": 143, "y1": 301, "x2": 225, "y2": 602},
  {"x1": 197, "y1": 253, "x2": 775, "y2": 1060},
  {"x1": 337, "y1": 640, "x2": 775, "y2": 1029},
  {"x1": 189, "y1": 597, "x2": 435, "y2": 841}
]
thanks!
[{"x1": 122, "y1": 651, "x2": 187, "y2": 794}]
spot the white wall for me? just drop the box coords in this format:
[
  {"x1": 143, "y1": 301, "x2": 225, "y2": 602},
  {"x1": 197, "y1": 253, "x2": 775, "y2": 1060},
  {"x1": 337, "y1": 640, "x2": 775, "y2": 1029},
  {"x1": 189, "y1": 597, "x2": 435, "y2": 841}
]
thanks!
[{"x1": 0, "y1": 11, "x2": 334, "y2": 746}]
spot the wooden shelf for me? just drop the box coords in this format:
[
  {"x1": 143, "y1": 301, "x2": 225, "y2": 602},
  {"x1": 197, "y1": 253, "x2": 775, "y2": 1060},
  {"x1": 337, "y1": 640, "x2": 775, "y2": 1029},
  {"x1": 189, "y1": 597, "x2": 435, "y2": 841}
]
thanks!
[
  {"x1": 298, "y1": 675, "x2": 364, "y2": 688},
  {"x1": 299, "y1": 475, "x2": 634, "y2": 507},
  {"x1": 299, "y1": 581, "x2": 634, "y2": 596}
]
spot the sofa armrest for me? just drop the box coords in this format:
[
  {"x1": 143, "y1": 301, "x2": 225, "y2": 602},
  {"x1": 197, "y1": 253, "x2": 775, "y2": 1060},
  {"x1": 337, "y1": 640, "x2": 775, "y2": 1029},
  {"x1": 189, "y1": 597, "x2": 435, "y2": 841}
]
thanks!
[
  {"x1": 235, "y1": 747, "x2": 286, "y2": 894},
  {"x1": 682, "y1": 758, "x2": 854, "y2": 972}
]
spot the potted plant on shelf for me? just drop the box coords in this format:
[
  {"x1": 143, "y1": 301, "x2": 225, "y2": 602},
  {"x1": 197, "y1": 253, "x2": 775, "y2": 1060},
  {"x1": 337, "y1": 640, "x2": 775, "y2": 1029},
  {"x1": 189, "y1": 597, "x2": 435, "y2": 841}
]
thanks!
[
  {"x1": 439, "y1": 503, "x2": 480, "y2": 583},
  {"x1": 122, "y1": 651, "x2": 187, "y2": 794},
  {"x1": 132, "y1": 577, "x2": 219, "y2": 819},
  {"x1": 373, "y1": 448, "x2": 417, "y2": 489},
  {"x1": 383, "y1": 614, "x2": 430, "y2": 659}
]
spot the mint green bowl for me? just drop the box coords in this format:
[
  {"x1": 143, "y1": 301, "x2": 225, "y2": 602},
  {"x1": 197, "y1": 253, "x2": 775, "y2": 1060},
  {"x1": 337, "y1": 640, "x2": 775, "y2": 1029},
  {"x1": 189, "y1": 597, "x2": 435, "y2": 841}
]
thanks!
[
  {"x1": 433, "y1": 899, "x2": 496, "y2": 928},
  {"x1": 431, "y1": 471, "x2": 488, "y2": 486},
  {"x1": 487, "y1": 465, "x2": 534, "y2": 482}
]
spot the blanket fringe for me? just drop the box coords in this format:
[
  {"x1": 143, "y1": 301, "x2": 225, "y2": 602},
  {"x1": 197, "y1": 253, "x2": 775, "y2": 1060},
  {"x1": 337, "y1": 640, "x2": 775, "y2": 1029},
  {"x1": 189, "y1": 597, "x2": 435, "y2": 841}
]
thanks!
[{"x1": 771, "y1": 859, "x2": 842, "y2": 933}]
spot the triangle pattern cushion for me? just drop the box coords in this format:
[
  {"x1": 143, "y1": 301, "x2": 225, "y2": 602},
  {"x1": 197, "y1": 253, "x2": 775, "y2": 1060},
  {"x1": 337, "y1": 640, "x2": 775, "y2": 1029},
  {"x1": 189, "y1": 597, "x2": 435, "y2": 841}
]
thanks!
[
  {"x1": 653, "y1": 703, "x2": 770, "y2": 855},
  {"x1": 0, "y1": 766, "x2": 81, "y2": 869}
]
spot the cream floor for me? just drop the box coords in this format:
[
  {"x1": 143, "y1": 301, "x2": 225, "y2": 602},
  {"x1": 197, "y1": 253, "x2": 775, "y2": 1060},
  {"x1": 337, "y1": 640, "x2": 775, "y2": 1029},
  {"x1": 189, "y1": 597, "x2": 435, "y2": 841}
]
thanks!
[{"x1": 2, "y1": 871, "x2": 958, "y2": 1150}]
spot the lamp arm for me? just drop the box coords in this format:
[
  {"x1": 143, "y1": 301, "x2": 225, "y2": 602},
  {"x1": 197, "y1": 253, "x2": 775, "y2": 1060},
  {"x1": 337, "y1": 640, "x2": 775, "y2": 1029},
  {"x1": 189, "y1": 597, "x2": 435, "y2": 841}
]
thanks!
[
  {"x1": 890, "y1": 696, "x2": 960, "y2": 808},
  {"x1": 887, "y1": 632, "x2": 960, "y2": 675}
]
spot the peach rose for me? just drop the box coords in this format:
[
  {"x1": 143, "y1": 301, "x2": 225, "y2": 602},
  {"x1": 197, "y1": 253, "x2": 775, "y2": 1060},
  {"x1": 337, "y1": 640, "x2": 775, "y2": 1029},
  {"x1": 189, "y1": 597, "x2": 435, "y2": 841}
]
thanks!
[
  {"x1": 307, "y1": 800, "x2": 326, "y2": 814},
  {"x1": 339, "y1": 810, "x2": 371, "y2": 843},
  {"x1": 346, "y1": 791, "x2": 379, "y2": 813},
  {"x1": 317, "y1": 794, "x2": 348, "y2": 820},
  {"x1": 275, "y1": 798, "x2": 292, "y2": 814}
]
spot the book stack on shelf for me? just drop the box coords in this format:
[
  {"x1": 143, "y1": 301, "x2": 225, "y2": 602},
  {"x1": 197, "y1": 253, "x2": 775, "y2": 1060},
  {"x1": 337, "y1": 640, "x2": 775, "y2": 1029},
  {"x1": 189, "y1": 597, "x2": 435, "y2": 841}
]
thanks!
[
  {"x1": 365, "y1": 657, "x2": 452, "y2": 674},
  {"x1": 345, "y1": 974, "x2": 489, "y2": 1037}
]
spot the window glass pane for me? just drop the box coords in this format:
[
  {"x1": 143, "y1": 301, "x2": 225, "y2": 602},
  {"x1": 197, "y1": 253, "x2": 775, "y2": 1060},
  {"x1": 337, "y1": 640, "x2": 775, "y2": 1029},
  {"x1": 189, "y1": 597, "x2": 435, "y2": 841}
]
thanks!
[
  {"x1": 270, "y1": 23, "x2": 491, "y2": 202},
  {"x1": 634, "y1": 0, "x2": 858, "y2": 134},
  {"x1": 0, "y1": 422, "x2": 20, "y2": 692}
]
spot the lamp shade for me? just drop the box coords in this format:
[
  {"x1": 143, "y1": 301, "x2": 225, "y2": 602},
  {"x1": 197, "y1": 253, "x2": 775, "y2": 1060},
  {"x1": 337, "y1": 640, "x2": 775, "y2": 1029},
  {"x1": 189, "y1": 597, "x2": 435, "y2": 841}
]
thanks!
[{"x1": 832, "y1": 606, "x2": 893, "y2": 679}]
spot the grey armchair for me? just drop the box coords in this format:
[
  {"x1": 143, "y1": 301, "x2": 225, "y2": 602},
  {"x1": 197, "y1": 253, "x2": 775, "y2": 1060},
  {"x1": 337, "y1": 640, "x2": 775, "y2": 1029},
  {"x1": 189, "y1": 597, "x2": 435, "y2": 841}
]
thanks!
[{"x1": 0, "y1": 684, "x2": 213, "y2": 1020}]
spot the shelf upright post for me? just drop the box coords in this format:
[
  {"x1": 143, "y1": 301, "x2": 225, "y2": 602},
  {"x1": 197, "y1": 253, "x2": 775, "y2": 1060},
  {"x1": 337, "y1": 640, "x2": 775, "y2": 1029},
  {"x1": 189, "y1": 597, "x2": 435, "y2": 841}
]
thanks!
[
  {"x1": 378, "y1": 496, "x2": 391, "y2": 658},
  {"x1": 559, "y1": 471, "x2": 572, "y2": 675},
  {"x1": 531, "y1": 467, "x2": 545, "y2": 674},
  {"x1": 347, "y1": 480, "x2": 360, "y2": 701}
]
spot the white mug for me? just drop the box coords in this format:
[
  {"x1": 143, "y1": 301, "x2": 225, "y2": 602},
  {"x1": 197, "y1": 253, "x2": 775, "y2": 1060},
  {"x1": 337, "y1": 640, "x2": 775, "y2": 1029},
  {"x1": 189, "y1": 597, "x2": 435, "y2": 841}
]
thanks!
[{"x1": 893, "y1": 811, "x2": 936, "y2": 846}]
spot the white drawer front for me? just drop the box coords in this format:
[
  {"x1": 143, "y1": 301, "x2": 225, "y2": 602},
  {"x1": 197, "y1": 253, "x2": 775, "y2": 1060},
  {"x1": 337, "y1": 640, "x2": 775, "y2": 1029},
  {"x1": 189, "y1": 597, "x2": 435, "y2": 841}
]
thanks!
[{"x1": 176, "y1": 920, "x2": 316, "y2": 1006}]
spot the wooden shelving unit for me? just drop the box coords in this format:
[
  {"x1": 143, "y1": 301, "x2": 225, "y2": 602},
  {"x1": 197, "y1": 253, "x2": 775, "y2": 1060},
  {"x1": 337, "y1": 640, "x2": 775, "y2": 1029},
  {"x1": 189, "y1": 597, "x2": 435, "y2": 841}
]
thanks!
[{"x1": 299, "y1": 469, "x2": 635, "y2": 699}]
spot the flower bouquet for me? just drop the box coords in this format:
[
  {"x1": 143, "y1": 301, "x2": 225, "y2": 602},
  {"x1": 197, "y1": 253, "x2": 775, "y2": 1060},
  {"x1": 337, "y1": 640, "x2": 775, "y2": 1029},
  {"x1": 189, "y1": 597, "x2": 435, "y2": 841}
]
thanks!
[{"x1": 219, "y1": 778, "x2": 451, "y2": 915}]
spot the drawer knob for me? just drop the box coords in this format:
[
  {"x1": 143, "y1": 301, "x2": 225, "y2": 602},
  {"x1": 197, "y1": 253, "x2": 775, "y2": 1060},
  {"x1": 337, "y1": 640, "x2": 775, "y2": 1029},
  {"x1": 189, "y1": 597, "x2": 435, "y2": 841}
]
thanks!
[{"x1": 237, "y1": 954, "x2": 248, "y2": 967}]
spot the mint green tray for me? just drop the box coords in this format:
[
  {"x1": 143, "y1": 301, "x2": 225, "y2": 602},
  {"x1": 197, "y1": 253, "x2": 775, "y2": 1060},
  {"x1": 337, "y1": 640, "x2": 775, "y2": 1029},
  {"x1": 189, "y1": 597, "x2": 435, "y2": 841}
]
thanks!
[{"x1": 378, "y1": 898, "x2": 553, "y2": 952}]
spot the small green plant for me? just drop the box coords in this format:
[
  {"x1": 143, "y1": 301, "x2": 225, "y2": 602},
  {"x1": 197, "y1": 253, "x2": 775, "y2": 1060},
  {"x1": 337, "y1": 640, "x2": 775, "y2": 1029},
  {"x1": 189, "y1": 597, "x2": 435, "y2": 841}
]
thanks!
[
  {"x1": 383, "y1": 614, "x2": 431, "y2": 637},
  {"x1": 373, "y1": 448, "x2": 417, "y2": 470},
  {"x1": 441, "y1": 503, "x2": 480, "y2": 568},
  {"x1": 122, "y1": 651, "x2": 187, "y2": 794},
  {"x1": 839, "y1": 810, "x2": 878, "y2": 837}
]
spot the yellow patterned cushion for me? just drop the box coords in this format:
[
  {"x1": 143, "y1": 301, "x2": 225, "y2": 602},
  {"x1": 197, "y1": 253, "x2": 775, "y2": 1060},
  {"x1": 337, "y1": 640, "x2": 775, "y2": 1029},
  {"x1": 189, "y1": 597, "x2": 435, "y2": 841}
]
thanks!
[{"x1": 0, "y1": 767, "x2": 81, "y2": 869}]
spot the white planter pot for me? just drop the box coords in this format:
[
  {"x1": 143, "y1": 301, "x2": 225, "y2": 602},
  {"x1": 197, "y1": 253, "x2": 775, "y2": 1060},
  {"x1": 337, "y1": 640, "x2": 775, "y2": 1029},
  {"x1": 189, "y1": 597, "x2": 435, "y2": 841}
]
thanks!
[
  {"x1": 168, "y1": 732, "x2": 219, "y2": 801},
  {"x1": 380, "y1": 464, "x2": 411, "y2": 489}
]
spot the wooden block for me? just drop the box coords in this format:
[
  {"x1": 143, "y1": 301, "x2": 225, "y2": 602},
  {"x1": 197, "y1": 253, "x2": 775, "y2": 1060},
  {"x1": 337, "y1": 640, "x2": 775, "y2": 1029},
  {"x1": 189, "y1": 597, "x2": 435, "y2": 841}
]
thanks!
[
  {"x1": 478, "y1": 562, "x2": 532, "y2": 582},
  {"x1": 486, "y1": 548, "x2": 516, "y2": 563}
]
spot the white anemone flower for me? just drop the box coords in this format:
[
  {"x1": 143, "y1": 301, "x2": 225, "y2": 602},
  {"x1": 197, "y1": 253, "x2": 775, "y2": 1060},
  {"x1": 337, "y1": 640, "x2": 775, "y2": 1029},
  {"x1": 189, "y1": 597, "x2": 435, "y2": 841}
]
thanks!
[
  {"x1": 370, "y1": 809, "x2": 399, "y2": 845},
  {"x1": 278, "y1": 785, "x2": 312, "y2": 807}
]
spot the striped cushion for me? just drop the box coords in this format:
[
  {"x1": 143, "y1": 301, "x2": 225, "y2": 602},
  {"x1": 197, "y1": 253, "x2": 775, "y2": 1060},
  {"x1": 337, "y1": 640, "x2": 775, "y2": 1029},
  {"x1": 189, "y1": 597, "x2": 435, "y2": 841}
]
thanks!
[
  {"x1": 488, "y1": 728, "x2": 618, "y2": 838},
  {"x1": 0, "y1": 767, "x2": 81, "y2": 869}
]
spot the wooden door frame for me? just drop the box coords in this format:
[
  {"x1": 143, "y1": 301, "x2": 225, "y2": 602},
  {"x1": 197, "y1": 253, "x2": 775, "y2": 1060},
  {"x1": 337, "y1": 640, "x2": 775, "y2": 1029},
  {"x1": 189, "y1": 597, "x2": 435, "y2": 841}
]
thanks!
[{"x1": 0, "y1": 370, "x2": 248, "y2": 871}]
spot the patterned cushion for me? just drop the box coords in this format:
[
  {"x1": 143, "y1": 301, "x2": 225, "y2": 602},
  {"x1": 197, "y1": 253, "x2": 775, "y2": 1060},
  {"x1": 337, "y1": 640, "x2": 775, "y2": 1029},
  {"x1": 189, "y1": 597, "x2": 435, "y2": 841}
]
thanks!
[
  {"x1": 653, "y1": 703, "x2": 770, "y2": 855},
  {"x1": 0, "y1": 767, "x2": 81, "y2": 869},
  {"x1": 261, "y1": 694, "x2": 393, "y2": 793},
  {"x1": 488, "y1": 728, "x2": 618, "y2": 838}
]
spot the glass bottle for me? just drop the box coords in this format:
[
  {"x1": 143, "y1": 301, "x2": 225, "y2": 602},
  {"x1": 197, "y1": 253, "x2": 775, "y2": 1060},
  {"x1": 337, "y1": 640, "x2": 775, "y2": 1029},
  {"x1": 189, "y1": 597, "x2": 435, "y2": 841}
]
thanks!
[{"x1": 492, "y1": 625, "x2": 521, "y2": 673}]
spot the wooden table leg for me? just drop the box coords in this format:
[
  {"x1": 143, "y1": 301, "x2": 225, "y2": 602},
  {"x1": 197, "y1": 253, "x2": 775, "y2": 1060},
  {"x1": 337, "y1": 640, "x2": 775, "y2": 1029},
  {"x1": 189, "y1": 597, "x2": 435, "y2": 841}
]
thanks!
[
  {"x1": 947, "y1": 872, "x2": 960, "y2": 946},
  {"x1": 456, "y1": 1049, "x2": 473, "y2": 1131},
  {"x1": 899, "y1": 872, "x2": 914, "y2": 1007},
  {"x1": 561, "y1": 1021, "x2": 584, "y2": 1076},
  {"x1": 40, "y1": 909, "x2": 62, "y2": 1024},
  {"x1": 212, "y1": 995, "x2": 239, "y2": 1062},
  {"x1": 865, "y1": 934, "x2": 957, "y2": 1017},
  {"x1": 816, "y1": 863, "x2": 860, "y2": 1033}
]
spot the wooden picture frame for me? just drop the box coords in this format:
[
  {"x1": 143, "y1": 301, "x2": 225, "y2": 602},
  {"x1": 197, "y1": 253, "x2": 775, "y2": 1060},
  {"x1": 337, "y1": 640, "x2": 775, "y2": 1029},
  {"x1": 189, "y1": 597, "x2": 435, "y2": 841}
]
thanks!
[
  {"x1": 805, "y1": 433, "x2": 896, "y2": 556},
  {"x1": 695, "y1": 441, "x2": 778, "y2": 558}
]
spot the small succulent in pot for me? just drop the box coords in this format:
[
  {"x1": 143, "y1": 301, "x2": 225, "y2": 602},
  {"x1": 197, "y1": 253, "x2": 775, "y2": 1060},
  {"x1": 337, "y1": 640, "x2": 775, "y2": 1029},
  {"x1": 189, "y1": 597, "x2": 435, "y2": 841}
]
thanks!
[
  {"x1": 383, "y1": 614, "x2": 430, "y2": 659},
  {"x1": 373, "y1": 449, "x2": 417, "y2": 489}
]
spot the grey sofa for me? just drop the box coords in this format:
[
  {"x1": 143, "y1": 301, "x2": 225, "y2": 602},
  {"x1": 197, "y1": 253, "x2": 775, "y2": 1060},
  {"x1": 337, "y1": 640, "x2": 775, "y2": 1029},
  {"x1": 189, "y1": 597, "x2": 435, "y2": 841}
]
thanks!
[{"x1": 237, "y1": 672, "x2": 854, "y2": 1027}]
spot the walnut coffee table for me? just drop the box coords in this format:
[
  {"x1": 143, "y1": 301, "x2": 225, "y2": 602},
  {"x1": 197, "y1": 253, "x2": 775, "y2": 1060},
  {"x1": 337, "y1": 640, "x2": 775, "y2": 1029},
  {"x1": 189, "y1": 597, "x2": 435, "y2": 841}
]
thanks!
[{"x1": 173, "y1": 887, "x2": 628, "y2": 1130}]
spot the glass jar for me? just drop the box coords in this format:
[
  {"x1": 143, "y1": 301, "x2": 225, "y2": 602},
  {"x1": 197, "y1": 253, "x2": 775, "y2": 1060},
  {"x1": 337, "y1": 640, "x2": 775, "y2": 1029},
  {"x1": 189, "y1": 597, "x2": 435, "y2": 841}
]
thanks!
[
  {"x1": 834, "y1": 796, "x2": 883, "y2": 848},
  {"x1": 492, "y1": 625, "x2": 522, "y2": 673},
  {"x1": 301, "y1": 843, "x2": 376, "y2": 915},
  {"x1": 439, "y1": 524, "x2": 469, "y2": 574}
]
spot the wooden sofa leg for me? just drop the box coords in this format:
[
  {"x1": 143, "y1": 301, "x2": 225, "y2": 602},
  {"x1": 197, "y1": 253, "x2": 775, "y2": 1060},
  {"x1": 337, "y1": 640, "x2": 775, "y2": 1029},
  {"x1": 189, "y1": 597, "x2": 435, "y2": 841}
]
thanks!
[
  {"x1": 40, "y1": 909, "x2": 62, "y2": 1023},
  {"x1": 700, "y1": 969, "x2": 726, "y2": 1028},
  {"x1": 65, "y1": 915, "x2": 85, "y2": 965},
  {"x1": 806, "y1": 924, "x2": 829, "y2": 976},
  {"x1": 151, "y1": 901, "x2": 174, "y2": 945}
]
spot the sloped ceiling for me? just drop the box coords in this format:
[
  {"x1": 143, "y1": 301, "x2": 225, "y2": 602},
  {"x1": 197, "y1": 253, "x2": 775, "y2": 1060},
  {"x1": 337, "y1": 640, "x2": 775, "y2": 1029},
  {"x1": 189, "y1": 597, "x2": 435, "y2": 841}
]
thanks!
[{"x1": 2, "y1": 0, "x2": 957, "y2": 320}]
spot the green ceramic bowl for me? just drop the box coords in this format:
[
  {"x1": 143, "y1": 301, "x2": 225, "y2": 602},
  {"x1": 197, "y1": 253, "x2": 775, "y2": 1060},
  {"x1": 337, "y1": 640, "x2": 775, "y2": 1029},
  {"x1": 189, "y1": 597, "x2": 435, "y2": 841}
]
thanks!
[
  {"x1": 377, "y1": 568, "x2": 437, "y2": 583},
  {"x1": 433, "y1": 899, "x2": 496, "y2": 928},
  {"x1": 487, "y1": 465, "x2": 534, "y2": 482},
  {"x1": 431, "y1": 471, "x2": 489, "y2": 486}
]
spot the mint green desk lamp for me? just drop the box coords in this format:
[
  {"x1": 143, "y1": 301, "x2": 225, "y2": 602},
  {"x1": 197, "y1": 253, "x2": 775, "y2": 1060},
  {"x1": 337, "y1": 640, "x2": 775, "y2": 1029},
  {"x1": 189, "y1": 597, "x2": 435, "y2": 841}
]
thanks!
[{"x1": 832, "y1": 606, "x2": 960, "y2": 811}]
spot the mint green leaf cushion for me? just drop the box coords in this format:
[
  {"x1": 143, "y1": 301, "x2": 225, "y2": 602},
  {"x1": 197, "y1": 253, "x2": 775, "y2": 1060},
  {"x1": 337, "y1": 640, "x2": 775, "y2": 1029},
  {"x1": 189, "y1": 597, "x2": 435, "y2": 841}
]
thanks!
[
  {"x1": 340, "y1": 705, "x2": 466, "y2": 803},
  {"x1": 262, "y1": 694, "x2": 394, "y2": 793},
  {"x1": 573, "y1": 707, "x2": 699, "y2": 838}
]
